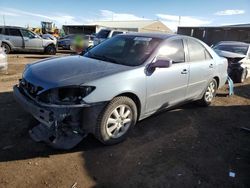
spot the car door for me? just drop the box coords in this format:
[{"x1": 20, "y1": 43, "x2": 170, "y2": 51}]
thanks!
[
  {"x1": 146, "y1": 38, "x2": 189, "y2": 114},
  {"x1": 185, "y1": 38, "x2": 214, "y2": 99},
  {"x1": 20, "y1": 29, "x2": 43, "y2": 51},
  {"x1": 5, "y1": 28, "x2": 23, "y2": 49}
]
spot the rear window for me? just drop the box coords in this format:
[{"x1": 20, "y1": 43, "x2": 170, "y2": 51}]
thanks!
[{"x1": 96, "y1": 30, "x2": 111, "y2": 39}]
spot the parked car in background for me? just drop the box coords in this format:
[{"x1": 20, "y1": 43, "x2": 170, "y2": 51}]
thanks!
[
  {"x1": 58, "y1": 34, "x2": 92, "y2": 50},
  {"x1": 93, "y1": 29, "x2": 127, "y2": 45},
  {"x1": 0, "y1": 26, "x2": 57, "y2": 54},
  {"x1": 14, "y1": 33, "x2": 227, "y2": 149},
  {"x1": 41, "y1": 34, "x2": 57, "y2": 43},
  {"x1": 213, "y1": 41, "x2": 250, "y2": 83}
]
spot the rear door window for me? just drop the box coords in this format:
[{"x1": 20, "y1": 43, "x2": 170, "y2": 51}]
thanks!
[{"x1": 187, "y1": 39, "x2": 212, "y2": 62}]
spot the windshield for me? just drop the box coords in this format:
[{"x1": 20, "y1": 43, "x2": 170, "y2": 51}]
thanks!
[
  {"x1": 84, "y1": 35, "x2": 162, "y2": 66},
  {"x1": 96, "y1": 29, "x2": 111, "y2": 39},
  {"x1": 214, "y1": 44, "x2": 249, "y2": 55}
]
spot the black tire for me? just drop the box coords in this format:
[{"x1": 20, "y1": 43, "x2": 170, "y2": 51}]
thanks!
[
  {"x1": 236, "y1": 68, "x2": 247, "y2": 83},
  {"x1": 197, "y1": 79, "x2": 217, "y2": 106},
  {"x1": 45, "y1": 45, "x2": 56, "y2": 55},
  {"x1": 95, "y1": 96, "x2": 137, "y2": 145},
  {"x1": 1, "y1": 43, "x2": 11, "y2": 54}
]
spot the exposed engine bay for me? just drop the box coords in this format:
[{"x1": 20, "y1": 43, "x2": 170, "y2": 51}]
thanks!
[{"x1": 214, "y1": 50, "x2": 248, "y2": 83}]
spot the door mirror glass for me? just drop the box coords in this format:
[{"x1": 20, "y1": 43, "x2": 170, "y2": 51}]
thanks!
[
  {"x1": 153, "y1": 57, "x2": 172, "y2": 68},
  {"x1": 147, "y1": 56, "x2": 172, "y2": 73}
]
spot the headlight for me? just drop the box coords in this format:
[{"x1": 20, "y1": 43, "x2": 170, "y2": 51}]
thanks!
[{"x1": 39, "y1": 86, "x2": 95, "y2": 104}]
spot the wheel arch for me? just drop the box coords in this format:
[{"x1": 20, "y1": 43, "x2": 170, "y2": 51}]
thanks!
[
  {"x1": 45, "y1": 42, "x2": 56, "y2": 48},
  {"x1": 213, "y1": 76, "x2": 220, "y2": 88},
  {"x1": 115, "y1": 92, "x2": 141, "y2": 120},
  {"x1": 1, "y1": 41, "x2": 12, "y2": 50}
]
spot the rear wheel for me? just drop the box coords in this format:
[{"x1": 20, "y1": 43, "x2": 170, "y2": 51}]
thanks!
[
  {"x1": 198, "y1": 79, "x2": 217, "y2": 106},
  {"x1": 45, "y1": 45, "x2": 56, "y2": 55},
  {"x1": 1, "y1": 43, "x2": 11, "y2": 54},
  {"x1": 95, "y1": 96, "x2": 137, "y2": 145}
]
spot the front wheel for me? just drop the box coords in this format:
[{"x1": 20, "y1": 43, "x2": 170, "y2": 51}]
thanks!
[
  {"x1": 45, "y1": 45, "x2": 56, "y2": 55},
  {"x1": 95, "y1": 96, "x2": 137, "y2": 145},
  {"x1": 198, "y1": 79, "x2": 217, "y2": 106}
]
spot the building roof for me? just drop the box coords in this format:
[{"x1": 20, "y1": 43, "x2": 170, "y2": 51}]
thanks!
[
  {"x1": 178, "y1": 23, "x2": 250, "y2": 29},
  {"x1": 87, "y1": 20, "x2": 163, "y2": 29},
  {"x1": 223, "y1": 23, "x2": 250, "y2": 28}
]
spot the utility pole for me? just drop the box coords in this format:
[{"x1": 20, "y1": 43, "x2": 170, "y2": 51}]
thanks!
[
  {"x1": 178, "y1": 16, "x2": 181, "y2": 26},
  {"x1": 3, "y1": 15, "x2": 6, "y2": 26}
]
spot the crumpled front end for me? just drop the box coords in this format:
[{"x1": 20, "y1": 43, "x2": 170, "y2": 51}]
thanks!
[{"x1": 13, "y1": 78, "x2": 92, "y2": 149}]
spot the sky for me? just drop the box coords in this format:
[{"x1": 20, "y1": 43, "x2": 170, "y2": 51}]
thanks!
[{"x1": 0, "y1": 0, "x2": 249, "y2": 31}]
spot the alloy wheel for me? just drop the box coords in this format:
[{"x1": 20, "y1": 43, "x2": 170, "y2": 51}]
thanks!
[
  {"x1": 205, "y1": 81, "x2": 216, "y2": 102},
  {"x1": 106, "y1": 105, "x2": 132, "y2": 139}
]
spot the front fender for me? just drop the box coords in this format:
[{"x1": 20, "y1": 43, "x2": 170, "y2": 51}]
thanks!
[
  {"x1": 82, "y1": 67, "x2": 147, "y2": 116},
  {"x1": 2, "y1": 40, "x2": 14, "y2": 49},
  {"x1": 43, "y1": 40, "x2": 56, "y2": 48}
]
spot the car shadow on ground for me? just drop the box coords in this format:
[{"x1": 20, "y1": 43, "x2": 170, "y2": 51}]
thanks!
[{"x1": 0, "y1": 84, "x2": 250, "y2": 187}]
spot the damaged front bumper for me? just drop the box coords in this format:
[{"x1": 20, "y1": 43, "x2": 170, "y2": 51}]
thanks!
[
  {"x1": 13, "y1": 85, "x2": 92, "y2": 149},
  {"x1": 13, "y1": 85, "x2": 90, "y2": 127}
]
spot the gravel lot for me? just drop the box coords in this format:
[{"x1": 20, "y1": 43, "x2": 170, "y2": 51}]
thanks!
[{"x1": 0, "y1": 54, "x2": 250, "y2": 188}]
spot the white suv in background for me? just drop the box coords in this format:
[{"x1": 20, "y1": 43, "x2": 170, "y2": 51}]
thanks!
[
  {"x1": 0, "y1": 26, "x2": 57, "y2": 54},
  {"x1": 93, "y1": 29, "x2": 127, "y2": 45}
]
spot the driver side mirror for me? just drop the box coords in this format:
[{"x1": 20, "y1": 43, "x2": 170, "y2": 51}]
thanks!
[{"x1": 147, "y1": 57, "x2": 172, "y2": 73}]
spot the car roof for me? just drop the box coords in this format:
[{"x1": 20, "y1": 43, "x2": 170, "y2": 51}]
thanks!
[
  {"x1": 0, "y1": 26, "x2": 26, "y2": 29},
  {"x1": 122, "y1": 32, "x2": 178, "y2": 40}
]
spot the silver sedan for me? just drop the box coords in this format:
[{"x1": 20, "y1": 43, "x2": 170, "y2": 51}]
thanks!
[{"x1": 14, "y1": 33, "x2": 228, "y2": 149}]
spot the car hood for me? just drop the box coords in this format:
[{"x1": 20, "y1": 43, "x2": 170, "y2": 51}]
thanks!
[
  {"x1": 23, "y1": 55, "x2": 131, "y2": 91},
  {"x1": 42, "y1": 38, "x2": 56, "y2": 46},
  {"x1": 214, "y1": 49, "x2": 246, "y2": 59},
  {"x1": 58, "y1": 39, "x2": 71, "y2": 42}
]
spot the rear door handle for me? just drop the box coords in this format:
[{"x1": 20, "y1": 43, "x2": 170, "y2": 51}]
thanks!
[{"x1": 181, "y1": 69, "x2": 188, "y2": 74}]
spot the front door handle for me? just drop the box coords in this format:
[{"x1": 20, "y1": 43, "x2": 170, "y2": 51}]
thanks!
[
  {"x1": 181, "y1": 69, "x2": 188, "y2": 74},
  {"x1": 209, "y1": 64, "x2": 214, "y2": 68}
]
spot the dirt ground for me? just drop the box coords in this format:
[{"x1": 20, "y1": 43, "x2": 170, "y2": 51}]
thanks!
[{"x1": 0, "y1": 54, "x2": 250, "y2": 188}]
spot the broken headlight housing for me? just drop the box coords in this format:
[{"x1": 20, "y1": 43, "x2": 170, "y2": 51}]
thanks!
[{"x1": 39, "y1": 86, "x2": 95, "y2": 105}]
